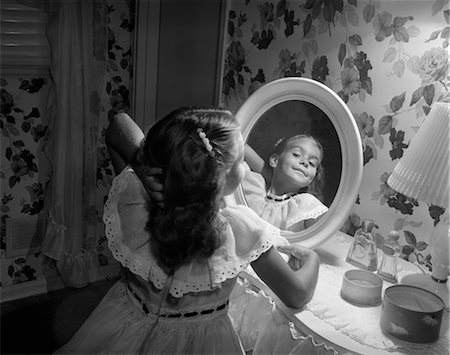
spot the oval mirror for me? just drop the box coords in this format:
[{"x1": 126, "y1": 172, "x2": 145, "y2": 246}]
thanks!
[{"x1": 227, "y1": 77, "x2": 363, "y2": 248}]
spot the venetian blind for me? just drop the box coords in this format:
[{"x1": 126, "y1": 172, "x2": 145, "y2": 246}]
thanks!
[{"x1": 1, "y1": 0, "x2": 51, "y2": 68}]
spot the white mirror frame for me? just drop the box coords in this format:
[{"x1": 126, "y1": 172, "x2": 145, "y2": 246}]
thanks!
[{"x1": 226, "y1": 77, "x2": 363, "y2": 248}]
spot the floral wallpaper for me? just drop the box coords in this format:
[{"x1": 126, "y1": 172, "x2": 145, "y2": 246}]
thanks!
[
  {"x1": 1, "y1": 77, "x2": 50, "y2": 284},
  {"x1": 221, "y1": 0, "x2": 449, "y2": 272},
  {"x1": 0, "y1": 0, "x2": 135, "y2": 289}
]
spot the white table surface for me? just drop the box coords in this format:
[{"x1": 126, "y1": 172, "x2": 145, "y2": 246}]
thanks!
[{"x1": 242, "y1": 231, "x2": 450, "y2": 355}]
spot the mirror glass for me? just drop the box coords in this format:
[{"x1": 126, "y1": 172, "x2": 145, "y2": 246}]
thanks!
[
  {"x1": 246, "y1": 100, "x2": 341, "y2": 208},
  {"x1": 229, "y1": 78, "x2": 363, "y2": 248}
]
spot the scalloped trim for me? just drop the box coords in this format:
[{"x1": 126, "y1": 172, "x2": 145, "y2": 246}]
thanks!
[
  {"x1": 148, "y1": 229, "x2": 276, "y2": 298},
  {"x1": 104, "y1": 168, "x2": 278, "y2": 298},
  {"x1": 286, "y1": 204, "x2": 328, "y2": 227},
  {"x1": 103, "y1": 168, "x2": 153, "y2": 281}
]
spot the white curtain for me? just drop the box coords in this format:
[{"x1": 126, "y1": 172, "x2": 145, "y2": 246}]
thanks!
[{"x1": 20, "y1": 0, "x2": 107, "y2": 287}]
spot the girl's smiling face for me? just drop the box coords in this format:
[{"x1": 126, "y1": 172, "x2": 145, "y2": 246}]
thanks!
[{"x1": 270, "y1": 137, "x2": 322, "y2": 195}]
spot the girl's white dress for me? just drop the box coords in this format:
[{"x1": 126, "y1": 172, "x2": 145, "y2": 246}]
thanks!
[
  {"x1": 55, "y1": 167, "x2": 281, "y2": 355},
  {"x1": 241, "y1": 163, "x2": 328, "y2": 232}
]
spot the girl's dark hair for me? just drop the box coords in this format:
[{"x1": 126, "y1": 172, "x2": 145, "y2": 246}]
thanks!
[
  {"x1": 141, "y1": 107, "x2": 240, "y2": 269},
  {"x1": 269, "y1": 134, "x2": 325, "y2": 201}
]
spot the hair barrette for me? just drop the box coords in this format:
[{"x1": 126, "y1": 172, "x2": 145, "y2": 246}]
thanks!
[
  {"x1": 274, "y1": 137, "x2": 285, "y2": 148},
  {"x1": 197, "y1": 128, "x2": 215, "y2": 157}
]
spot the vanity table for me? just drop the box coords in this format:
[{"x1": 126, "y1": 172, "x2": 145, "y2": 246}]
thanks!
[
  {"x1": 242, "y1": 231, "x2": 449, "y2": 355},
  {"x1": 230, "y1": 78, "x2": 448, "y2": 354}
]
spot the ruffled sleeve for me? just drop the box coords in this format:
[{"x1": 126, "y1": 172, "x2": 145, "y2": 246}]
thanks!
[
  {"x1": 283, "y1": 193, "x2": 328, "y2": 229},
  {"x1": 218, "y1": 204, "x2": 281, "y2": 259},
  {"x1": 240, "y1": 162, "x2": 267, "y2": 216},
  {"x1": 241, "y1": 163, "x2": 266, "y2": 216},
  {"x1": 155, "y1": 205, "x2": 285, "y2": 297},
  {"x1": 246, "y1": 191, "x2": 328, "y2": 231},
  {"x1": 103, "y1": 167, "x2": 155, "y2": 281}
]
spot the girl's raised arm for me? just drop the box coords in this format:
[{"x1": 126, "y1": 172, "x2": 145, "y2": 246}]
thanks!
[
  {"x1": 244, "y1": 144, "x2": 264, "y2": 172},
  {"x1": 245, "y1": 144, "x2": 272, "y2": 183},
  {"x1": 106, "y1": 112, "x2": 145, "y2": 174},
  {"x1": 250, "y1": 244, "x2": 320, "y2": 309},
  {"x1": 106, "y1": 113, "x2": 164, "y2": 204}
]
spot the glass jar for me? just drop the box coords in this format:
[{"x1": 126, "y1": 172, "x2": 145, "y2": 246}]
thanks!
[
  {"x1": 346, "y1": 219, "x2": 377, "y2": 271},
  {"x1": 377, "y1": 230, "x2": 401, "y2": 283}
]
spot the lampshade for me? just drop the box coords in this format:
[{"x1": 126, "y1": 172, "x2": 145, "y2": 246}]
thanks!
[
  {"x1": 387, "y1": 102, "x2": 449, "y2": 310},
  {"x1": 387, "y1": 102, "x2": 449, "y2": 209}
]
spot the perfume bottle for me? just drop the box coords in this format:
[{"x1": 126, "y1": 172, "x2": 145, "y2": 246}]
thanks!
[
  {"x1": 346, "y1": 219, "x2": 377, "y2": 271},
  {"x1": 377, "y1": 230, "x2": 401, "y2": 283}
]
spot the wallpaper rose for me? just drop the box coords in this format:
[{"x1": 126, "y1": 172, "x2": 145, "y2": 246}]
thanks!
[{"x1": 221, "y1": 0, "x2": 449, "y2": 272}]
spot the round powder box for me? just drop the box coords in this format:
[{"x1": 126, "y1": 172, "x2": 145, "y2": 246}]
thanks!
[
  {"x1": 380, "y1": 285, "x2": 445, "y2": 343},
  {"x1": 340, "y1": 269, "x2": 383, "y2": 306}
]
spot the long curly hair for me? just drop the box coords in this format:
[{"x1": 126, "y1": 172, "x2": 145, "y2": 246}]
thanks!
[
  {"x1": 268, "y1": 134, "x2": 325, "y2": 201},
  {"x1": 141, "y1": 107, "x2": 241, "y2": 269}
]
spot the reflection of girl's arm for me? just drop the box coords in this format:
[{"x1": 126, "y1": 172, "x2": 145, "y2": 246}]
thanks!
[
  {"x1": 245, "y1": 144, "x2": 272, "y2": 185},
  {"x1": 245, "y1": 144, "x2": 264, "y2": 172}
]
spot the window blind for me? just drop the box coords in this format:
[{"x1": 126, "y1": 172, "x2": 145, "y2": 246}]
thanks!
[{"x1": 1, "y1": 0, "x2": 51, "y2": 68}]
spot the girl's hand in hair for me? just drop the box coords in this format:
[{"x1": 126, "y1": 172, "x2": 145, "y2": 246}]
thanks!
[{"x1": 133, "y1": 165, "x2": 165, "y2": 207}]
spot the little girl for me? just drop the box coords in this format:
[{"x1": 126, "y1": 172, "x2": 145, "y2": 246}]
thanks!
[
  {"x1": 55, "y1": 108, "x2": 320, "y2": 354},
  {"x1": 243, "y1": 134, "x2": 328, "y2": 232}
]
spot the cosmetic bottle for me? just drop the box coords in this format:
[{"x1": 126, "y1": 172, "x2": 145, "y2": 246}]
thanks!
[{"x1": 346, "y1": 219, "x2": 377, "y2": 271}]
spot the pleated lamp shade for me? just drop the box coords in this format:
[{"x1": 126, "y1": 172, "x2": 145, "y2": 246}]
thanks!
[{"x1": 387, "y1": 102, "x2": 449, "y2": 209}]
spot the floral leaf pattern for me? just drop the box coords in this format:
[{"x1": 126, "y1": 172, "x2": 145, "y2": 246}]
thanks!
[
  {"x1": 388, "y1": 128, "x2": 409, "y2": 160},
  {"x1": 387, "y1": 193, "x2": 418, "y2": 215},
  {"x1": 311, "y1": 56, "x2": 329, "y2": 82}
]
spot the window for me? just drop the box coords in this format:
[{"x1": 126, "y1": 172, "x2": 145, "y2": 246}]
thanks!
[{"x1": 1, "y1": 0, "x2": 50, "y2": 69}]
